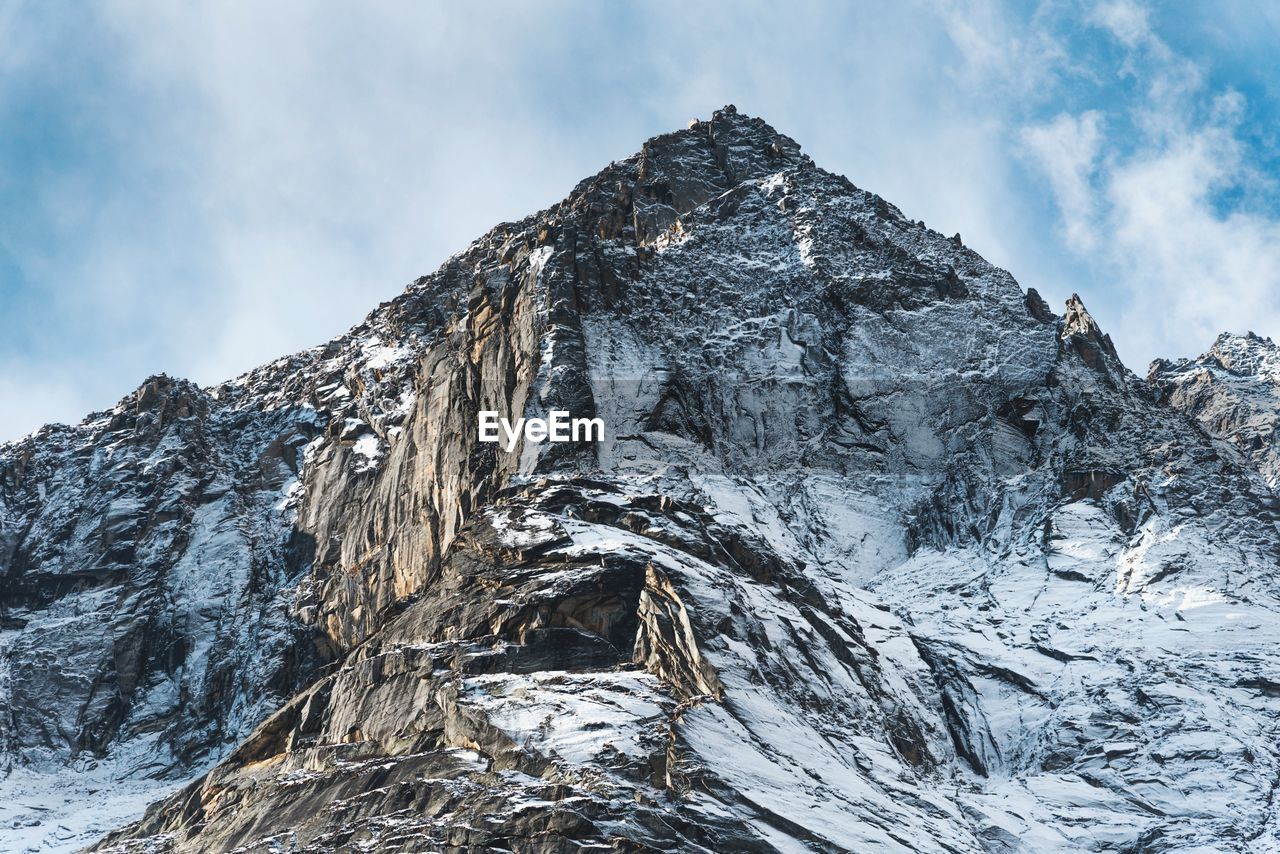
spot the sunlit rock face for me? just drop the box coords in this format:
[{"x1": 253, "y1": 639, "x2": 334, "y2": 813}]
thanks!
[{"x1": 5, "y1": 107, "x2": 1280, "y2": 853}]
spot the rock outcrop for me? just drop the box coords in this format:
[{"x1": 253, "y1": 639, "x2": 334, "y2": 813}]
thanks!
[
  {"x1": 1150, "y1": 331, "x2": 1280, "y2": 488},
  {"x1": 3, "y1": 108, "x2": 1280, "y2": 852}
]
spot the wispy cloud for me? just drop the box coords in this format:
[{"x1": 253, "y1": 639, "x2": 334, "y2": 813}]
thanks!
[
  {"x1": 1089, "y1": 0, "x2": 1150, "y2": 47},
  {"x1": 1022, "y1": 111, "x2": 1105, "y2": 251},
  {"x1": 1106, "y1": 97, "x2": 1280, "y2": 363},
  {"x1": 1021, "y1": 0, "x2": 1280, "y2": 367}
]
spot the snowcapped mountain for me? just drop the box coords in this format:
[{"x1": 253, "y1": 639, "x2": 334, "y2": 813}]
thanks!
[
  {"x1": 1151, "y1": 331, "x2": 1280, "y2": 489},
  {"x1": 4, "y1": 107, "x2": 1280, "y2": 852}
]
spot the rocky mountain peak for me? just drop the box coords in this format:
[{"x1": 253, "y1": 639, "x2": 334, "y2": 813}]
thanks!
[
  {"x1": 1023, "y1": 286, "x2": 1057, "y2": 323},
  {"x1": 6, "y1": 109, "x2": 1280, "y2": 852},
  {"x1": 117, "y1": 374, "x2": 210, "y2": 428},
  {"x1": 1150, "y1": 330, "x2": 1280, "y2": 488},
  {"x1": 1059, "y1": 292, "x2": 1121, "y2": 376},
  {"x1": 562, "y1": 103, "x2": 807, "y2": 247},
  {"x1": 1203, "y1": 329, "x2": 1280, "y2": 379}
]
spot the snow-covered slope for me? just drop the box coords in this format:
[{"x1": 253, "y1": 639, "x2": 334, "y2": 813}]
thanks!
[{"x1": 4, "y1": 107, "x2": 1280, "y2": 852}]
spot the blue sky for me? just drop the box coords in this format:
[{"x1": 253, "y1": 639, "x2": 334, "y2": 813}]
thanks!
[{"x1": 2, "y1": 0, "x2": 1279, "y2": 439}]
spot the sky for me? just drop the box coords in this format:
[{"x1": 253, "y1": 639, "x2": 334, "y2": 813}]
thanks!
[{"x1": 2, "y1": 0, "x2": 1279, "y2": 440}]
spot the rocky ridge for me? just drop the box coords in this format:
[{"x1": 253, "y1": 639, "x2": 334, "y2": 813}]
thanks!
[
  {"x1": 1151, "y1": 331, "x2": 1280, "y2": 488},
  {"x1": 2, "y1": 107, "x2": 1279, "y2": 852}
]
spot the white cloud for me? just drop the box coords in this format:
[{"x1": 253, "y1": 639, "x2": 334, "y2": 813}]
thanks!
[
  {"x1": 1089, "y1": 0, "x2": 1151, "y2": 47},
  {"x1": 2, "y1": 2, "x2": 635, "y2": 437},
  {"x1": 1019, "y1": 2, "x2": 1280, "y2": 368},
  {"x1": 1021, "y1": 111, "x2": 1105, "y2": 251},
  {"x1": 1107, "y1": 115, "x2": 1280, "y2": 365}
]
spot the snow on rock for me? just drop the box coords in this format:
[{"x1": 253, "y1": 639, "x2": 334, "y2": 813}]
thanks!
[
  {"x1": 1152, "y1": 330, "x2": 1280, "y2": 488},
  {"x1": 5, "y1": 106, "x2": 1280, "y2": 852}
]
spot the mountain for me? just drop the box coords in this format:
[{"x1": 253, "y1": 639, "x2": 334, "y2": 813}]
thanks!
[
  {"x1": 1150, "y1": 331, "x2": 1280, "y2": 489},
  {"x1": 4, "y1": 107, "x2": 1280, "y2": 852}
]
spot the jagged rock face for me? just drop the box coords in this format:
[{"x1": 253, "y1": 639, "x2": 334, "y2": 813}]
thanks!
[
  {"x1": 95, "y1": 484, "x2": 960, "y2": 852},
  {"x1": 1150, "y1": 331, "x2": 1280, "y2": 488},
  {"x1": 0, "y1": 374, "x2": 330, "y2": 839},
  {"x1": 5, "y1": 107, "x2": 1280, "y2": 852}
]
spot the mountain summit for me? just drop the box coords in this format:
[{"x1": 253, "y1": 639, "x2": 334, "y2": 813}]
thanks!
[{"x1": 4, "y1": 108, "x2": 1280, "y2": 852}]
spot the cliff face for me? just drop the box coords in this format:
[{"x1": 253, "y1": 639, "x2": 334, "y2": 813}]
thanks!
[{"x1": 5, "y1": 108, "x2": 1280, "y2": 852}]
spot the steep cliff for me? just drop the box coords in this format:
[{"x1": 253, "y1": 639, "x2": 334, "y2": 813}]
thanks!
[{"x1": 4, "y1": 108, "x2": 1280, "y2": 852}]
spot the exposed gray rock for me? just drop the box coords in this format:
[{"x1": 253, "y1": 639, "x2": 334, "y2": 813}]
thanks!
[
  {"x1": 1150, "y1": 330, "x2": 1280, "y2": 488},
  {"x1": 3, "y1": 107, "x2": 1280, "y2": 852}
]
